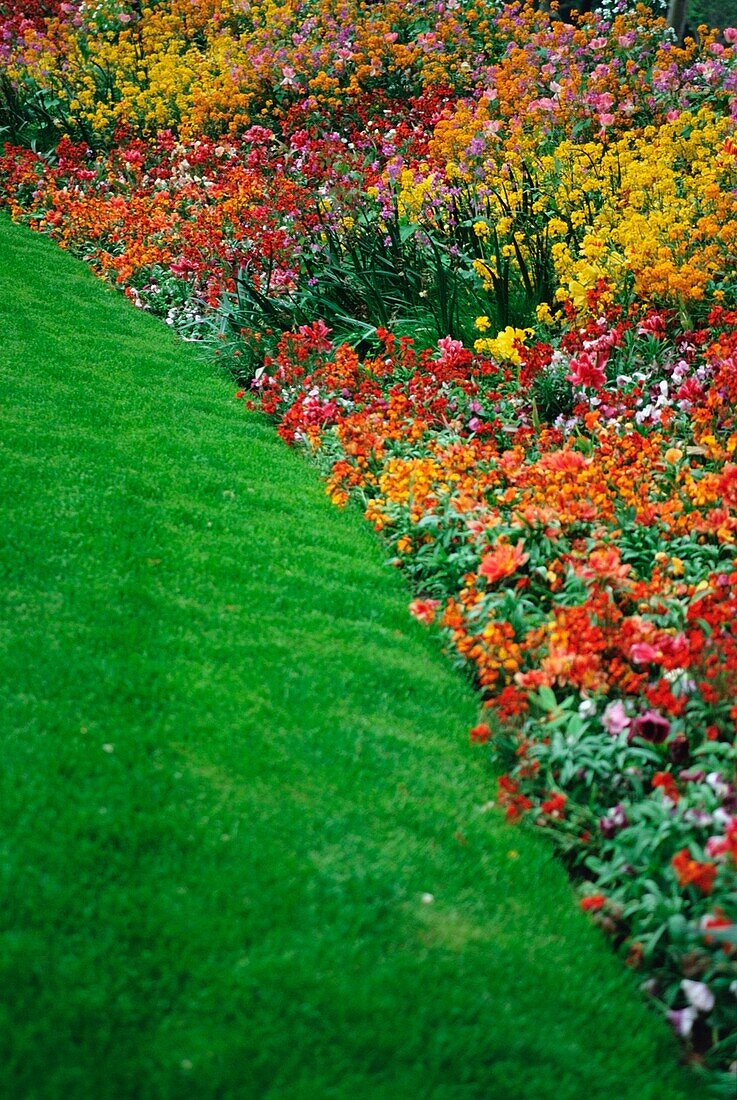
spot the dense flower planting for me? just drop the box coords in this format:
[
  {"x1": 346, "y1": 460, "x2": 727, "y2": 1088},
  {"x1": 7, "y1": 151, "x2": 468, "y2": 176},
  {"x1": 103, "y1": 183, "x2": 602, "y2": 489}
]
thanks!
[{"x1": 2, "y1": 0, "x2": 737, "y2": 1085}]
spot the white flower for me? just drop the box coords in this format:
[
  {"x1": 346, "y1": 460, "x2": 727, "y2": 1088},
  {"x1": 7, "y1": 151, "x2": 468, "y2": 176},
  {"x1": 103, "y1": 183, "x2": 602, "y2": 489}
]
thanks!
[
  {"x1": 668, "y1": 1005, "x2": 697, "y2": 1037},
  {"x1": 681, "y1": 979, "x2": 715, "y2": 1014}
]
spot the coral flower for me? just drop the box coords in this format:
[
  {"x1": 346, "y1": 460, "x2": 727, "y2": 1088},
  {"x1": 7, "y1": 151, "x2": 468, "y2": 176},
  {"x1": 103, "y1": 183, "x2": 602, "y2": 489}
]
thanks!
[{"x1": 479, "y1": 541, "x2": 529, "y2": 584}]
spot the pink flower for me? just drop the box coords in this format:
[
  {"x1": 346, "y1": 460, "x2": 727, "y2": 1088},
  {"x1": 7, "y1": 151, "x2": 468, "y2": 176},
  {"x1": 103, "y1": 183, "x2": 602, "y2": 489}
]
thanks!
[
  {"x1": 567, "y1": 351, "x2": 606, "y2": 389},
  {"x1": 437, "y1": 336, "x2": 465, "y2": 357},
  {"x1": 724, "y1": 27, "x2": 737, "y2": 45},
  {"x1": 637, "y1": 314, "x2": 666, "y2": 338},
  {"x1": 602, "y1": 699, "x2": 630, "y2": 737},
  {"x1": 437, "y1": 336, "x2": 472, "y2": 369},
  {"x1": 630, "y1": 642, "x2": 662, "y2": 665}
]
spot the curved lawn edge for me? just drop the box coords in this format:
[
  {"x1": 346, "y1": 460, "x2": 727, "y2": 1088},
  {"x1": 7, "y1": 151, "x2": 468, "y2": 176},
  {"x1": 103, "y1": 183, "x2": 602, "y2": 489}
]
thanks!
[{"x1": 0, "y1": 216, "x2": 696, "y2": 1098}]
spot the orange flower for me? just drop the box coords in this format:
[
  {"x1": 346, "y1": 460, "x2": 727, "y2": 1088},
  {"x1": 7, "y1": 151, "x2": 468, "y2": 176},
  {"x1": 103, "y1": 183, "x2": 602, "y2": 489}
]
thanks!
[
  {"x1": 478, "y1": 541, "x2": 529, "y2": 584},
  {"x1": 672, "y1": 848, "x2": 718, "y2": 895},
  {"x1": 583, "y1": 545, "x2": 631, "y2": 583}
]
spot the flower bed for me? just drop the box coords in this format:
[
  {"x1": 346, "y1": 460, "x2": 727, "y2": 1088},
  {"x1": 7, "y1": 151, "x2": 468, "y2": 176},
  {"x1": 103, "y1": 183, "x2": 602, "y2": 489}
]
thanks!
[{"x1": 1, "y1": 0, "x2": 737, "y2": 1085}]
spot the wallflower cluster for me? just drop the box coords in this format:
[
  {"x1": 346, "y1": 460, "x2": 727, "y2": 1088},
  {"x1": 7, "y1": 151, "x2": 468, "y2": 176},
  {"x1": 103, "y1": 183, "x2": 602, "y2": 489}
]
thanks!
[{"x1": 2, "y1": 0, "x2": 737, "y2": 1085}]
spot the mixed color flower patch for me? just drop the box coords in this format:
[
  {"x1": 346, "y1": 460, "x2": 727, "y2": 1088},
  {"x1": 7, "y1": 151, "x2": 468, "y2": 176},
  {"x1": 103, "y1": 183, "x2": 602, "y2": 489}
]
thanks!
[{"x1": 2, "y1": 0, "x2": 737, "y2": 1085}]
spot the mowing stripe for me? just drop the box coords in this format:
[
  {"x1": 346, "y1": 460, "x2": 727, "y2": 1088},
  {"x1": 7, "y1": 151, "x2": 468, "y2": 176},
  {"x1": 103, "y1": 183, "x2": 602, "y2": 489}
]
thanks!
[{"x1": 0, "y1": 217, "x2": 695, "y2": 1099}]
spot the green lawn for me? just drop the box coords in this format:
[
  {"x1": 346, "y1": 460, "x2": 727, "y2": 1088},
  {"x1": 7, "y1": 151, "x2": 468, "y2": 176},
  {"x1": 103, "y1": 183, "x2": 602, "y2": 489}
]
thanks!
[{"x1": 0, "y1": 217, "x2": 697, "y2": 1099}]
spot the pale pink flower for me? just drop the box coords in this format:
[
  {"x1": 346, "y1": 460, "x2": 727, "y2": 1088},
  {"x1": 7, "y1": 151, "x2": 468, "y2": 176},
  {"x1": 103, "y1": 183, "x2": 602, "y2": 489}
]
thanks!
[{"x1": 602, "y1": 699, "x2": 630, "y2": 737}]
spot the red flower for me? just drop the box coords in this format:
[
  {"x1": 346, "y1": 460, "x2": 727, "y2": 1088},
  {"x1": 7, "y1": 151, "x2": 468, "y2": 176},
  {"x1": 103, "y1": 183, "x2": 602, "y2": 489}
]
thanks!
[
  {"x1": 652, "y1": 771, "x2": 680, "y2": 802},
  {"x1": 580, "y1": 894, "x2": 606, "y2": 911},
  {"x1": 701, "y1": 908, "x2": 734, "y2": 952},
  {"x1": 469, "y1": 722, "x2": 492, "y2": 744},
  {"x1": 541, "y1": 792, "x2": 567, "y2": 818}
]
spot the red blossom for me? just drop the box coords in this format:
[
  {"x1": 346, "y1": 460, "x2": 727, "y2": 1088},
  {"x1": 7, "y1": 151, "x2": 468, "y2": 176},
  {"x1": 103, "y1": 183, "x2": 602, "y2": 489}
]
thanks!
[{"x1": 580, "y1": 894, "x2": 606, "y2": 911}]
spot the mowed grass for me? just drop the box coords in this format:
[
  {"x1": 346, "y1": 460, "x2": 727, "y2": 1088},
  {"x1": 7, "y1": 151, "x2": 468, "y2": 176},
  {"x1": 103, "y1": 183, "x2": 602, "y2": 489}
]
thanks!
[{"x1": 0, "y1": 216, "x2": 696, "y2": 1100}]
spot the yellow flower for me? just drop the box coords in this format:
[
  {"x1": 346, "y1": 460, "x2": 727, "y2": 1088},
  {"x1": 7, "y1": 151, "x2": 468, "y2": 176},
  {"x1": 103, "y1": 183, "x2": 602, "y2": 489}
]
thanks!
[{"x1": 478, "y1": 326, "x2": 532, "y2": 365}]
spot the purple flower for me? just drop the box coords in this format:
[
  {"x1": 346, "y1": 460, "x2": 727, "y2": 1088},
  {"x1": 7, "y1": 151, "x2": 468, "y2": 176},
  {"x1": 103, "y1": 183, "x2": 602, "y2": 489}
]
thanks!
[
  {"x1": 629, "y1": 709, "x2": 670, "y2": 745},
  {"x1": 600, "y1": 804, "x2": 629, "y2": 839},
  {"x1": 679, "y1": 769, "x2": 706, "y2": 784},
  {"x1": 668, "y1": 734, "x2": 690, "y2": 766}
]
